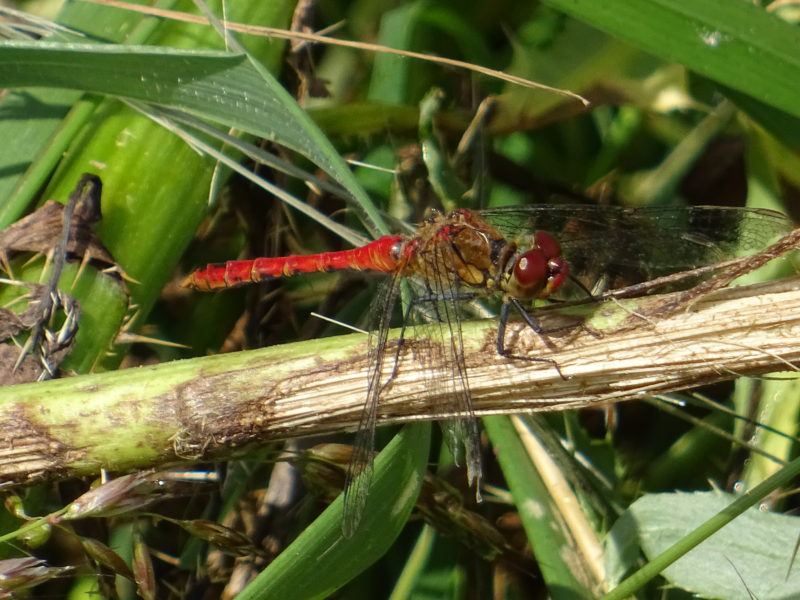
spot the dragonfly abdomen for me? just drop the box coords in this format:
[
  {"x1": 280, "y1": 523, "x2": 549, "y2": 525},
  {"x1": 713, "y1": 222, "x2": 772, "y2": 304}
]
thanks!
[{"x1": 182, "y1": 235, "x2": 406, "y2": 291}]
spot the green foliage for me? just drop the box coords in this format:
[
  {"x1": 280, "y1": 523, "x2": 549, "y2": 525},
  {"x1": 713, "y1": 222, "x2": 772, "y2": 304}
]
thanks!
[{"x1": 1, "y1": 1, "x2": 799, "y2": 599}]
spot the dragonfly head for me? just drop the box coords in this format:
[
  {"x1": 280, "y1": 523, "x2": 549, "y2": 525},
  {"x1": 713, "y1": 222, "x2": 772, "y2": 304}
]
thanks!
[{"x1": 505, "y1": 231, "x2": 569, "y2": 300}]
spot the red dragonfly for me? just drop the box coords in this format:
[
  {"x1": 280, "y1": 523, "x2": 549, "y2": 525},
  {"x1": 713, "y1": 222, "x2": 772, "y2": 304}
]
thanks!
[{"x1": 184, "y1": 204, "x2": 791, "y2": 533}]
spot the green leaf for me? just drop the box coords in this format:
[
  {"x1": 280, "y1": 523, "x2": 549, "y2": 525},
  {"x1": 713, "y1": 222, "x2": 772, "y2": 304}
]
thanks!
[
  {"x1": 238, "y1": 423, "x2": 431, "y2": 600},
  {"x1": 0, "y1": 0, "x2": 170, "y2": 228},
  {"x1": 540, "y1": 0, "x2": 800, "y2": 120},
  {"x1": 606, "y1": 491, "x2": 800, "y2": 599},
  {"x1": 604, "y1": 455, "x2": 800, "y2": 599},
  {"x1": 0, "y1": 88, "x2": 86, "y2": 227},
  {"x1": 0, "y1": 40, "x2": 387, "y2": 236},
  {"x1": 484, "y1": 416, "x2": 595, "y2": 600}
]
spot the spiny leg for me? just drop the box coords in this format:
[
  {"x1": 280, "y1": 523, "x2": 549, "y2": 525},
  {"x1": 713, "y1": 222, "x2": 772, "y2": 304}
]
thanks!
[{"x1": 497, "y1": 299, "x2": 570, "y2": 380}]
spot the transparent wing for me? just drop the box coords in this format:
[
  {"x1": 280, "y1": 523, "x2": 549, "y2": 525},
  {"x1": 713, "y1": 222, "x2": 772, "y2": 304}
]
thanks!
[
  {"x1": 406, "y1": 238, "x2": 482, "y2": 490},
  {"x1": 341, "y1": 270, "x2": 403, "y2": 537},
  {"x1": 481, "y1": 204, "x2": 793, "y2": 293}
]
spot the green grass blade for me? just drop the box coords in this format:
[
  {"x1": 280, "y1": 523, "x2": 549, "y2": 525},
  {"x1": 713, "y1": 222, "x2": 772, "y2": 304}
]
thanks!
[
  {"x1": 0, "y1": 40, "x2": 386, "y2": 236},
  {"x1": 0, "y1": 89, "x2": 86, "y2": 228},
  {"x1": 0, "y1": 0, "x2": 172, "y2": 227},
  {"x1": 484, "y1": 416, "x2": 596, "y2": 599},
  {"x1": 238, "y1": 423, "x2": 430, "y2": 600},
  {"x1": 541, "y1": 0, "x2": 800, "y2": 120}
]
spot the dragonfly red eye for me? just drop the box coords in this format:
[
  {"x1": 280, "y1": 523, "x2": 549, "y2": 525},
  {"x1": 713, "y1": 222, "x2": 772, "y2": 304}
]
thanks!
[
  {"x1": 535, "y1": 231, "x2": 561, "y2": 259},
  {"x1": 513, "y1": 250, "x2": 548, "y2": 288},
  {"x1": 547, "y1": 257, "x2": 569, "y2": 293}
]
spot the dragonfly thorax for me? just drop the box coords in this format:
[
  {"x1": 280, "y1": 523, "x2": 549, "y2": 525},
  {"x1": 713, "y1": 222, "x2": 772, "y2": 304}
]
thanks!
[{"x1": 401, "y1": 209, "x2": 511, "y2": 291}]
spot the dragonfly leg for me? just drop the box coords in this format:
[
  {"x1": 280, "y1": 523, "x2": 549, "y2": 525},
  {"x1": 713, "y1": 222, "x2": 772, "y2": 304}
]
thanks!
[
  {"x1": 567, "y1": 273, "x2": 597, "y2": 300},
  {"x1": 395, "y1": 292, "x2": 484, "y2": 486},
  {"x1": 377, "y1": 299, "x2": 419, "y2": 397},
  {"x1": 497, "y1": 299, "x2": 569, "y2": 380},
  {"x1": 379, "y1": 290, "x2": 478, "y2": 395}
]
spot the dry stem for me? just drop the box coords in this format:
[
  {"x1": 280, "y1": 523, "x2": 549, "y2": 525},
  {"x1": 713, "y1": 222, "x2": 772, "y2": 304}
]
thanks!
[{"x1": 2, "y1": 276, "x2": 800, "y2": 487}]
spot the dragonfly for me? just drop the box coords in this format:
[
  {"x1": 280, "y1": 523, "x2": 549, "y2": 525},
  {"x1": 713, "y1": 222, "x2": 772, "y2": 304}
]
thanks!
[{"x1": 183, "y1": 204, "x2": 792, "y2": 534}]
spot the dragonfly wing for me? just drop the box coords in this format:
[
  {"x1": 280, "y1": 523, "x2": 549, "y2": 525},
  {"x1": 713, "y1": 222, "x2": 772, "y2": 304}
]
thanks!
[
  {"x1": 342, "y1": 271, "x2": 403, "y2": 537},
  {"x1": 482, "y1": 205, "x2": 793, "y2": 294},
  {"x1": 408, "y1": 240, "x2": 482, "y2": 489}
]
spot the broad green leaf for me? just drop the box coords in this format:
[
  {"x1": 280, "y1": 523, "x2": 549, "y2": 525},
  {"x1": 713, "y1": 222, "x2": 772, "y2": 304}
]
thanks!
[
  {"x1": 604, "y1": 455, "x2": 800, "y2": 599},
  {"x1": 606, "y1": 491, "x2": 800, "y2": 599}
]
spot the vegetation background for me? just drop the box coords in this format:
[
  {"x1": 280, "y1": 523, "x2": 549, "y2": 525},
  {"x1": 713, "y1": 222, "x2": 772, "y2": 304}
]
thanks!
[{"x1": 1, "y1": 0, "x2": 800, "y2": 598}]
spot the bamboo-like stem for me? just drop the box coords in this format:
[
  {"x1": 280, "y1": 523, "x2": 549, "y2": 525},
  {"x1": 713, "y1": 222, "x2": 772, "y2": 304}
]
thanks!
[{"x1": 2, "y1": 276, "x2": 800, "y2": 488}]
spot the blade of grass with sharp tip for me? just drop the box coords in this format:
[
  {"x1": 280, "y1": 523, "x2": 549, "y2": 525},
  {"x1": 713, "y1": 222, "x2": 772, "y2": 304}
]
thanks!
[{"x1": 0, "y1": 40, "x2": 387, "y2": 237}]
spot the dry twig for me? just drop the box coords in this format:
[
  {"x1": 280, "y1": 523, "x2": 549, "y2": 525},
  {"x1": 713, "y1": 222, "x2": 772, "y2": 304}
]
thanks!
[{"x1": 1, "y1": 274, "x2": 799, "y2": 488}]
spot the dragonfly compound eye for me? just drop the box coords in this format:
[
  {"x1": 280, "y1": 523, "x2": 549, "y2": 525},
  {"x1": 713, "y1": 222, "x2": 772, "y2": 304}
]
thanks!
[
  {"x1": 546, "y1": 257, "x2": 569, "y2": 295},
  {"x1": 510, "y1": 248, "x2": 570, "y2": 299},
  {"x1": 534, "y1": 231, "x2": 562, "y2": 259},
  {"x1": 512, "y1": 250, "x2": 548, "y2": 292}
]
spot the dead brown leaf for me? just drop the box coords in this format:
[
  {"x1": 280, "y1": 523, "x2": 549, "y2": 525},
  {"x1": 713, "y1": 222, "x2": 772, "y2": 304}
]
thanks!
[{"x1": 0, "y1": 173, "x2": 123, "y2": 383}]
